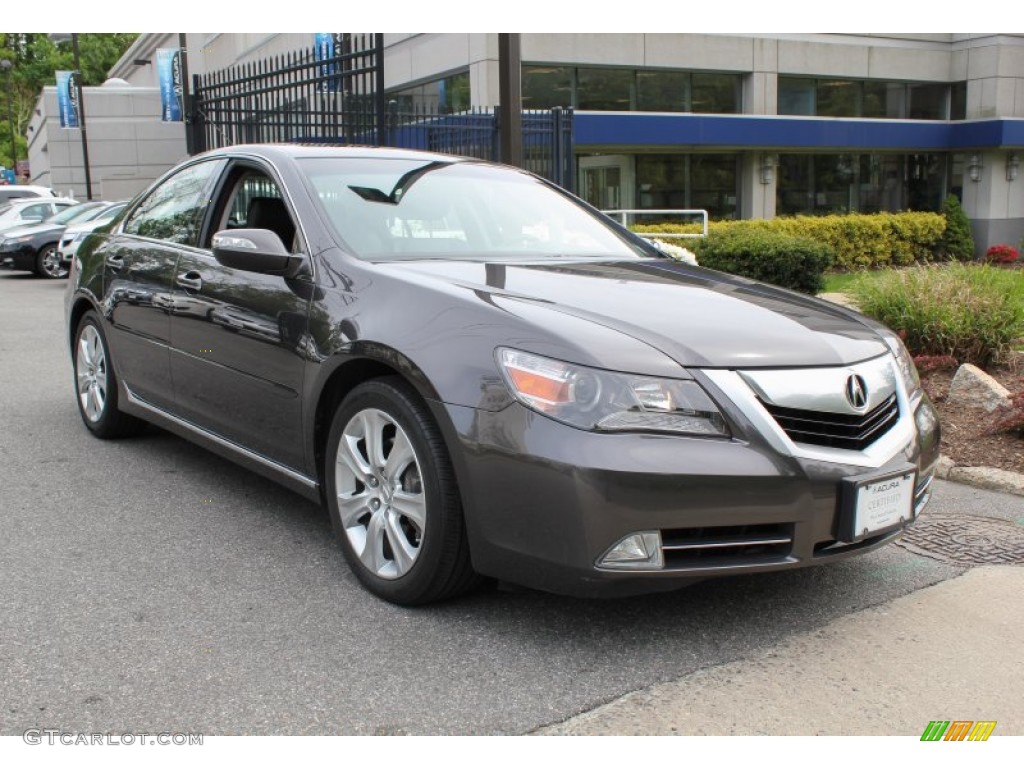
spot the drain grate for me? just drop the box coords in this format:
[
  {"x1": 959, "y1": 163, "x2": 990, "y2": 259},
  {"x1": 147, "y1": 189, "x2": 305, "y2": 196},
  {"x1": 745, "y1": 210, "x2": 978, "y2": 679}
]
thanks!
[{"x1": 896, "y1": 513, "x2": 1024, "y2": 566}]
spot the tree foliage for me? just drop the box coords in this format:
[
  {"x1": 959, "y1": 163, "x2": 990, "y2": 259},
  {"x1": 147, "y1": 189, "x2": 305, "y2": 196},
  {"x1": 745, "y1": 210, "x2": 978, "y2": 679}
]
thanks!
[
  {"x1": 939, "y1": 194, "x2": 976, "y2": 262},
  {"x1": 0, "y1": 33, "x2": 138, "y2": 170}
]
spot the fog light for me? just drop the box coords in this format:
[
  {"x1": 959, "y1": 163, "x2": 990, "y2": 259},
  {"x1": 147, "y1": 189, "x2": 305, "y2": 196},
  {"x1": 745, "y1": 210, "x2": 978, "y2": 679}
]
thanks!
[
  {"x1": 915, "y1": 400, "x2": 939, "y2": 453},
  {"x1": 597, "y1": 531, "x2": 663, "y2": 570}
]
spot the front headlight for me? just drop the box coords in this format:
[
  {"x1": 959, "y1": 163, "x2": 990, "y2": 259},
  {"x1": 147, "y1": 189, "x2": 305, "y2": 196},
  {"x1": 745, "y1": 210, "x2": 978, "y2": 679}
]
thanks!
[
  {"x1": 883, "y1": 334, "x2": 922, "y2": 399},
  {"x1": 497, "y1": 348, "x2": 730, "y2": 437}
]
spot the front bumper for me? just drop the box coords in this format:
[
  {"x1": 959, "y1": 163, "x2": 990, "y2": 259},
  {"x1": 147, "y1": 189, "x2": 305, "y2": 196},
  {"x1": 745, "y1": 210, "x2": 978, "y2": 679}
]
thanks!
[
  {"x1": 438, "y1": 391, "x2": 939, "y2": 598},
  {"x1": 0, "y1": 243, "x2": 36, "y2": 272}
]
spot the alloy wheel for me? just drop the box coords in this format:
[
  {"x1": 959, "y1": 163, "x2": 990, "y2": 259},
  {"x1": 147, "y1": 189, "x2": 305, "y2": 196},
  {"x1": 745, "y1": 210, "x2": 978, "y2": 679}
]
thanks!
[
  {"x1": 334, "y1": 408, "x2": 426, "y2": 580},
  {"x1": 76, "y1": 325, "x2": 108, "y2": 423}
]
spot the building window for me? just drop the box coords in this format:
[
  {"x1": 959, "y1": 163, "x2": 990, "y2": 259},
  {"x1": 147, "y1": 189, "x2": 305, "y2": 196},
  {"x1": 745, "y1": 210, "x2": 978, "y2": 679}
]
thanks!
[
  {"x1": 577, "y1": 68, "x2": 633, "y2": 111},
  {"x1": 950, "y1": 82, "x2": 967, "y2": 120},
  {"x1": 522, "y1": 66, "x2": 574, "y2": 109},
  {"x1": 525, "y1": 66, "x2": 741, "y2": 113},
  {"x1": 387, "y1": 72, "x2": 470, "y2": 113},
  {"x1": 636, "y1": 70, "x2": 689, "y2": 111},
  {"x1": 908, "y1": 83, "x2": 947, "y2": 120},
  {"x1": 777, "y1": 78, "x2": 815, "y2": 116},
  {"x1": 778, "y1": 77, "x2": 957, "y2": 120},
  {"x1": 777, "y1": 153, "x2": 949, "y2": 216},
  {"x1": 636, "y1": 154, "x2": 739, "y2": 220}
]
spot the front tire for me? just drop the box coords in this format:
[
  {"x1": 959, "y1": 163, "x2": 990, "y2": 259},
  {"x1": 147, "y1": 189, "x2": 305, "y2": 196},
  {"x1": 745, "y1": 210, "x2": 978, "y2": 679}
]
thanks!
[
  {"x1": 325, "y1": 377, "x2": 478, "y2": 605},
  {"x1": 72, "y1": 311, "x2": 144, "y2": 438},
  {"x1": 37, "y1": 243, "x2": 68, "y2": 279}
]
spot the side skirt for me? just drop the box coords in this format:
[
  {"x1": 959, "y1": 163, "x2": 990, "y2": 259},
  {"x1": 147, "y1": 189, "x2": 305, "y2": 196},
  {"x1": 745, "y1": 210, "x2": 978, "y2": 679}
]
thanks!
[{"x1": 121, "y1": 384, "x2": 322, "y2": 504}]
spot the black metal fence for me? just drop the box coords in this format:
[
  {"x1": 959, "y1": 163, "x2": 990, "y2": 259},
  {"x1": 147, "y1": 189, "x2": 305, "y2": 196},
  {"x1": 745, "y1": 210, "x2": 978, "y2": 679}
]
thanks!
[
  {"x1": 382, "y1": 105, "x2": 574, "y2": 191},
  {"x1": 190, "y1": 33, "x2": 385, "y2": 151},
  {"x1": 189, "y1": 38, "x2": 575, "y2": 191}
]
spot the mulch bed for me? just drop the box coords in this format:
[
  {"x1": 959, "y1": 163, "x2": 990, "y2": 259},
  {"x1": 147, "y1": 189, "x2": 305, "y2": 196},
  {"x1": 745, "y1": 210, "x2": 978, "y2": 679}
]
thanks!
[{"x1": 921, "y1": 363, "x2": 1024, "y2": 474}]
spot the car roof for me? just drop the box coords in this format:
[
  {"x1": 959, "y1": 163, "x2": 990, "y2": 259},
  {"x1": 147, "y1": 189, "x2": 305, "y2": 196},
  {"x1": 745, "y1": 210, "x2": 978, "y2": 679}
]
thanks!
[
  {"x1": 193, "y1": 143, "x2": 472, "y2": 165},
  {"x1": 0, "y1": 185, "x2": 56, "y2": 196},
  {"x1": 6, "y1": 196, "x2": 78, "y2": 206}
]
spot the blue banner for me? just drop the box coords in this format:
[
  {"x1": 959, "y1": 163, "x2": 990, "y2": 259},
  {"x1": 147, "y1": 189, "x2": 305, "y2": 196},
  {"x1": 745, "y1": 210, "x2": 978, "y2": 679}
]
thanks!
[
  {"x1": 314, "y1": 33, "x2": 339, "y2": 93},
  {"x1": 55, "y1": 70, "x2": 80, "y2": 129},
  {"x1": 157, "y1": 48, "x2": 184, "y2": 122}
]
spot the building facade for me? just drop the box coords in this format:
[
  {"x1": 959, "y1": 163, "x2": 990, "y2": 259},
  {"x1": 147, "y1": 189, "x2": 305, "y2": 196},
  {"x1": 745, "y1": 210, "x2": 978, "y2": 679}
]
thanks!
[
  {"x1": 26, "y1": 82, "x2": 188, "y2": 201},
  {"x1": 103, "y1": 33, "x2": 1024, "y2": 252}
]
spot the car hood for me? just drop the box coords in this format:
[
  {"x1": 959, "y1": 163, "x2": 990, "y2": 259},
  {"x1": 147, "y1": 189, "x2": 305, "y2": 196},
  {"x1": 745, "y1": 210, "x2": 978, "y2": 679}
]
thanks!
[
  {"x1": 381, "y1": 258, "x2": 889, "y2": 369},
  {"x1": 63, "y1": 219, "x2": 109, "y2": 235},
  {"x1": 1, "y1": 222, "x2": 64, "y2": 238}
]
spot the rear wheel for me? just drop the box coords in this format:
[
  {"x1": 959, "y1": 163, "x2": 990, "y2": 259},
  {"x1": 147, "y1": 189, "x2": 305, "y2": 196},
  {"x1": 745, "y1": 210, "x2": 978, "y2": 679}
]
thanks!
[
  {"x1": 37, "y1": 243, "x2": 67, "y2": 279},
  {"x1": 325, "y1": 377, "x2": 478, "y2": 605},
  {"x1": 72, "y1": 311, "x2": 145, "y2": 438}
]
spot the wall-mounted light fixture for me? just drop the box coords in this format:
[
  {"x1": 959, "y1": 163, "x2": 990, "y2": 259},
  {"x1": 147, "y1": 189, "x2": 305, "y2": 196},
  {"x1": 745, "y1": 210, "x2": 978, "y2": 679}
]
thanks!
[
  {"x1": 1006, "y1": 153, "x2": 1020, "y2": 182},
  {"x1": 132, "y1": 59, "x2": 152, "y2": 67},
  {"x1": 760, "y1": 154, "x2": 776, "y2": 185},
  {"x1": 968, "y1": 154, "x2": 983, "y2": 182}
]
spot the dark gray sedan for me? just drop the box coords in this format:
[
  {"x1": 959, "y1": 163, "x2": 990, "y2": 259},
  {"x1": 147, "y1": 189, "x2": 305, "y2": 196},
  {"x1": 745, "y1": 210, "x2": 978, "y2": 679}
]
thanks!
[{"x1": 65, "y1": 145, "x2": 940, "y2": 605}]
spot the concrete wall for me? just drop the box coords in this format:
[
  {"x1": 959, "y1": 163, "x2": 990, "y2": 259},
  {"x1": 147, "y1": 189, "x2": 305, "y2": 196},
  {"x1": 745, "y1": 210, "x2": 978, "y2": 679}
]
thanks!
[{"x1": 27, "y1": 85, "x2": 186, "y2": 202}]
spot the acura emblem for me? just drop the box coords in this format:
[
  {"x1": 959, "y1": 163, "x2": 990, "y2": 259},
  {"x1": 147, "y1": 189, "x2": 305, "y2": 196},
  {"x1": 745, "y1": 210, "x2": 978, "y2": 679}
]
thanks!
[{"x1": 845, "y1": 374, "x2": 868, "y2": 410}]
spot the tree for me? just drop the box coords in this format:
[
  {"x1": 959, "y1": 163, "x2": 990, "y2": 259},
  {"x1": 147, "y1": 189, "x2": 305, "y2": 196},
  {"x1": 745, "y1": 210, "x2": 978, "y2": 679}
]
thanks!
[
  {"x1": 939, "y1": 194, "x2": 975, "y2": 262},
  {"x1": 0, "y1": 33, "x2": 138, "y2": 171}
]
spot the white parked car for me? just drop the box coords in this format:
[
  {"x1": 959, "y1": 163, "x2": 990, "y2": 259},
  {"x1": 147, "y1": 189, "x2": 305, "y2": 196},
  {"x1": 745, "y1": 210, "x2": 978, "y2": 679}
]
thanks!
[
  {"x1": 0, "y1": 197, "x2": 78, "y2": 234},
  {"x1": 58, "y1": 201, "x2": 128, "y2": 267},
  {"x1": 0, "y1": 184, "x2": 58, "y2": 204}
]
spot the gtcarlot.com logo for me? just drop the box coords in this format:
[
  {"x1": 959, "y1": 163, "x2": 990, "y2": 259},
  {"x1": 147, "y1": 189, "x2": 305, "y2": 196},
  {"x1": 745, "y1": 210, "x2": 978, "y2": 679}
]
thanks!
[
  {"x1": 920, "y1": 721, "x2": 997, "y2": 741},
  {"x1": 23, "y1": 730, "x2": 203, "y2": 746}
]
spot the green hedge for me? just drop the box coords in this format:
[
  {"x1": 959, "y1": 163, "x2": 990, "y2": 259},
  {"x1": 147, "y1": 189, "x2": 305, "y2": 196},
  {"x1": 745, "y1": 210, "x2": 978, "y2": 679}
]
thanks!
[
  {"x1": 692, "y1": 229, "x2": 835, "y2": 294},
  {"x1": 632, "y1": 211, "x2": 946, "y2": 271}
]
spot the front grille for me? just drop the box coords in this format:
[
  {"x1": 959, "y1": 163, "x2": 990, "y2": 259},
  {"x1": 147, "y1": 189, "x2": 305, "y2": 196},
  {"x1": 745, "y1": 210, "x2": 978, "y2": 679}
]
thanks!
[
  {"x1": 660, "y1": 523, "x2": 793, "y2": 568},
  {"x1": 761, "y1": 393, "x2": 899, "y2": 451}
]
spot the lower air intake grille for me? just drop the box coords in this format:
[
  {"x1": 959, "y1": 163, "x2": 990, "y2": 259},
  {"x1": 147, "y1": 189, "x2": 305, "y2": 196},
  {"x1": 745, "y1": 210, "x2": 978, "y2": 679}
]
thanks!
[
  {"x1": 761, "y1": 393, "x2": 899, "y2": 451},
  {"x1": 660, "y1": 523, "x2": 793, "y2": 568}
]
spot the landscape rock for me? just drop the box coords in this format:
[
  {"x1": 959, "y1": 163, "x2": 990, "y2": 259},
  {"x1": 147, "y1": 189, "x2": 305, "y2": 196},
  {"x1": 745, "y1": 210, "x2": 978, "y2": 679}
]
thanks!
[
  {"x1": 948, "y1": 466, "x2": 1024, "y2": 497},
  {"x1": 934, "y1": 455, "x2": 955, "y2": 479},
  {"x1": 948, "y1": 364, "x2": 1012, "y2": 413}
]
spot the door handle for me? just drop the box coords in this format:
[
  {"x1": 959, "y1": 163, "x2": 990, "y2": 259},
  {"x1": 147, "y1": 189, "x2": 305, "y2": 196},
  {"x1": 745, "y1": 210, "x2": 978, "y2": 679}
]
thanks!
[
  {"x1": 176, "y1": 271, "x2": 203, "y2": 291},
  {"x1": 105, "y1": 253, "x2": 124, "y2": 269}
]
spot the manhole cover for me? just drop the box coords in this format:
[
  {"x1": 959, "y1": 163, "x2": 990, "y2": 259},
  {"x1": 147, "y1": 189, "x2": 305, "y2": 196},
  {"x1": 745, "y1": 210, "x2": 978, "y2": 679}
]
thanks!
[{"x1": 896, "y1": 513, "x2": 1024, "y2": 566}]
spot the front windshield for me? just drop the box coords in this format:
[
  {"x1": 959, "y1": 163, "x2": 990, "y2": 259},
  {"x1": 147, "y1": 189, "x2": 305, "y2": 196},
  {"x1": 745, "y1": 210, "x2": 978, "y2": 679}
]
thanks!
[
  {"x1": 50, "y1": 204, "x2": 103, "y2": 225},
  {"x1": 299, "y1": 157, "x2": 651, "y2": 262}
]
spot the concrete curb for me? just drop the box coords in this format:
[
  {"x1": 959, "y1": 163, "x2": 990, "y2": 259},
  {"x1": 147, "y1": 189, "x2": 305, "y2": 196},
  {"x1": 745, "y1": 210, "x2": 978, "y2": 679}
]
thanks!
[{"x1": 935, "y1": 454, "x2": 1024, "y2": 496}]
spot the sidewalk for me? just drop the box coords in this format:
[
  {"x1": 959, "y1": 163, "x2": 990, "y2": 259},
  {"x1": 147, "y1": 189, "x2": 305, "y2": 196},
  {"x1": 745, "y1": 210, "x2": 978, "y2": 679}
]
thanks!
[{"x1": 538, "y1": 565, "x2": 1024, "y2": 736}]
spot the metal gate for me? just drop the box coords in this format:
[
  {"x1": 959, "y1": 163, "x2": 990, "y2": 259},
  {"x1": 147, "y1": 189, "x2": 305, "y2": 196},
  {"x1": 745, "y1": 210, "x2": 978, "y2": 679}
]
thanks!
[{"x1": 189, "y1": 37, "x2": 574, "y2": 191}]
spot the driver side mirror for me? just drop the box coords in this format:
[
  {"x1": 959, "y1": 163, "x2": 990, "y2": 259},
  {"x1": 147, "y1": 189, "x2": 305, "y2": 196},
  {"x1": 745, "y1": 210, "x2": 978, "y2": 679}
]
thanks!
[{"x1": 212, "y1": 228, "x2": 305, "y2": 277}]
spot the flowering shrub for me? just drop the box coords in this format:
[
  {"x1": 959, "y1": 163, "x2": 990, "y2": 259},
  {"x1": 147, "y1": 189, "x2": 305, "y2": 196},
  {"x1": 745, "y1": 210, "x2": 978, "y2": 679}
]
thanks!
[
  {"x1": 912, "y1": 354, "x2": 959, "y2": 374},
  {"x1": 984, "y1": 244, "x2": 1019, "y2": 263},
  {"x1": 646, "y1": 238, "x2": 698, "y2": 265},
  {"x1": 987, "y1": 392, "x2": 1024, "y2": 436}
]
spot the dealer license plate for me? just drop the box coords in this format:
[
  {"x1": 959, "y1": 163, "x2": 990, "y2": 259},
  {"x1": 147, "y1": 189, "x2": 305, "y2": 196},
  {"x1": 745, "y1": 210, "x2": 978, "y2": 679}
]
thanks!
[{"x1": 848, "y1": 470, "x2": 916, "y2": 541}]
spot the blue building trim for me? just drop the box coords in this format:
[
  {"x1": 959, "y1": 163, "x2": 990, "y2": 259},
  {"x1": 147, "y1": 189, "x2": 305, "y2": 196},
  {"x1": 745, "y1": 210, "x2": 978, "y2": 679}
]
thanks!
[{"x1": 575, "y1": 112, "x2": 1024, "y2": 151}]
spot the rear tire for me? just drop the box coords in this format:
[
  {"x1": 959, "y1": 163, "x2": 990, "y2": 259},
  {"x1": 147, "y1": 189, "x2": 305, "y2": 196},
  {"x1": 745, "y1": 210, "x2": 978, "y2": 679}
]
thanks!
[
  {"x1": 325, "y1": 377, "x2": 479, "y2": 605},
  {"x1": 72, "y1": 311, "x2": 145, "y2": 438}
]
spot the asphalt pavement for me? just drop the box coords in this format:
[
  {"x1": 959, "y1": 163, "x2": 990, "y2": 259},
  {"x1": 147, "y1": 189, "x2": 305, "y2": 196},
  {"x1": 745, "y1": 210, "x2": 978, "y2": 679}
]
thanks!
[{"x1": 0, "y1": 272, "x2": 1020, "y2": 735}]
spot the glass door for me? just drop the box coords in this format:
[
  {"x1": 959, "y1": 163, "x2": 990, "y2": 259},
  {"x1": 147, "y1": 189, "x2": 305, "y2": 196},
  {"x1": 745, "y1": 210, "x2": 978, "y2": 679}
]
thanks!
[{"x1": 578, "y1": 155, "x2": 633, "y2": 212}]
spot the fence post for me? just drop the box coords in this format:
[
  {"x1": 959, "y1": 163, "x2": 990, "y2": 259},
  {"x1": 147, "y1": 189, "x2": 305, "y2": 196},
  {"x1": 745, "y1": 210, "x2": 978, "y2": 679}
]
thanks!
[
  {"x1": 189, "y1": 73, "x2": 206, "y2": 154},
  {"x1": 374, "y1": 33, "x2": 386, "y2": 146},
  {"x1": 564, "y1": 108, "x2": 575, "y2": 193}
]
